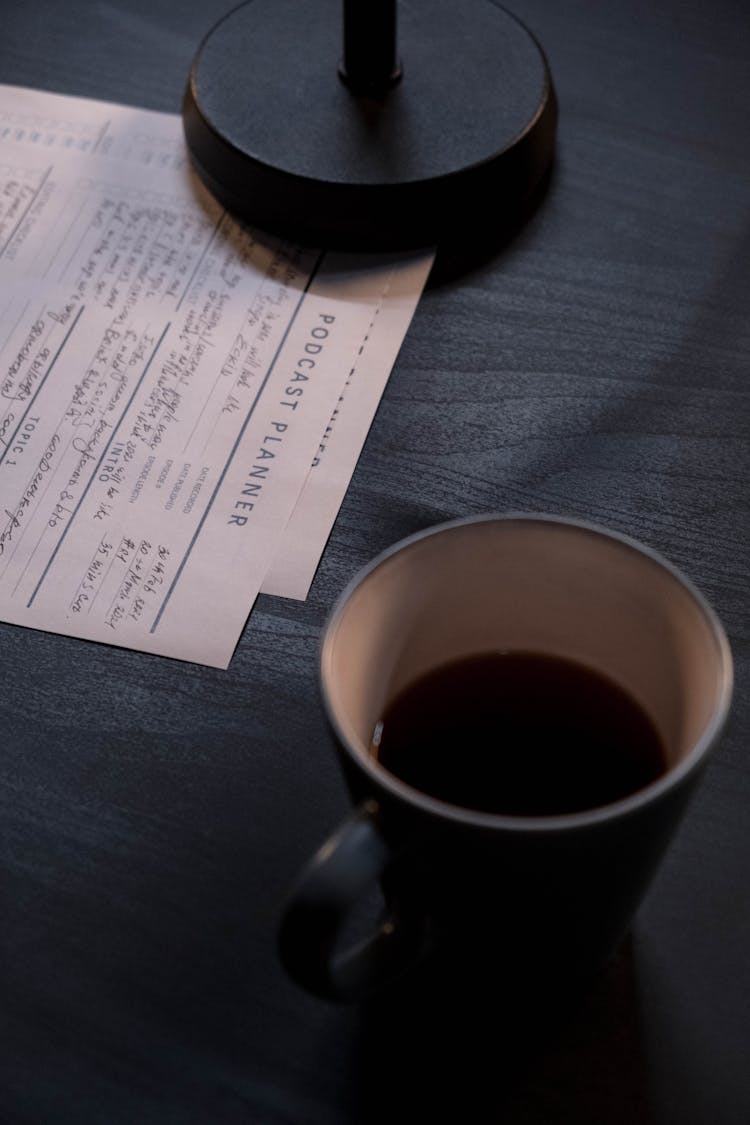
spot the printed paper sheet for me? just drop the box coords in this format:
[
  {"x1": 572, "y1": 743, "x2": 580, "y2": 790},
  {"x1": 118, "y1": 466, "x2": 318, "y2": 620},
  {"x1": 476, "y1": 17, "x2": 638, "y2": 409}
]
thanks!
[{"x1": 0, "y1": 84, "x2": 433, "y2": 665}]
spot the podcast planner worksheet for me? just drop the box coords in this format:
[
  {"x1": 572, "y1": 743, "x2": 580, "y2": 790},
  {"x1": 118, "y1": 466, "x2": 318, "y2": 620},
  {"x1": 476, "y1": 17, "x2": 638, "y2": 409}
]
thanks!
[{"x1": 0, "y1": 85, "x2": 433, "y2": 665}]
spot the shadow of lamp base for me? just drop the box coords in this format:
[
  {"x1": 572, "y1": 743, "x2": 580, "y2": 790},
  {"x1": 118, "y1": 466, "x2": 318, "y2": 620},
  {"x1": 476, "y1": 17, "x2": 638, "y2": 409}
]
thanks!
[{"x1": 182, "y1": 0, "x2": 557, "y2": 251}]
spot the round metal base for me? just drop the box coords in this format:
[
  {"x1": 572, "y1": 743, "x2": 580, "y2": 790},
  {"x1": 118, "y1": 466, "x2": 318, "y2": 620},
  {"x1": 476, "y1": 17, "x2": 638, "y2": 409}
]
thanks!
[{"x1": 183, "y1": 0, "x2": 557, "y2": 250}]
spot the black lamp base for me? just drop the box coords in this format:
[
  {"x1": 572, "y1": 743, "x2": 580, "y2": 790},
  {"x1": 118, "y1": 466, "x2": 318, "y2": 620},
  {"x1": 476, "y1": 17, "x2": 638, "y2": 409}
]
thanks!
[{"x1": 182, "y1": 0, "x2": 557, "y2": 250}]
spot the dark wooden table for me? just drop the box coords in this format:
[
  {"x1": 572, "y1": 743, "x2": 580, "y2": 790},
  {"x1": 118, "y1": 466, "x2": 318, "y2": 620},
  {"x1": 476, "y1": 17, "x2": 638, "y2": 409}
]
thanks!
[{"x1": 2, "y1": 2, "x2": 749, "y2": 1121}]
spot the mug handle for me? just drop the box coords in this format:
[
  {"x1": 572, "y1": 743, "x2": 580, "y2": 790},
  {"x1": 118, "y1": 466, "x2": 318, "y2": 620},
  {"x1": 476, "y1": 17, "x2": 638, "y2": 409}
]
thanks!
[{"x1": 278, "y1": 799, "x2": 430, "y2": 1000}]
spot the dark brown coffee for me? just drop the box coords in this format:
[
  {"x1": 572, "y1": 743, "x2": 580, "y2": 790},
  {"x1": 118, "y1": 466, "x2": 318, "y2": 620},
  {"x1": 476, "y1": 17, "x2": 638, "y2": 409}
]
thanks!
[{"x1": 370, "y1": 652, "x2": 668, "y2": 816}]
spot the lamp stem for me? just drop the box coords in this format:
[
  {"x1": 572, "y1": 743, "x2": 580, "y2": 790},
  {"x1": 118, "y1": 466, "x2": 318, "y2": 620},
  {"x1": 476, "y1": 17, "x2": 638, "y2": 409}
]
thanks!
[{"x1": 340, "y1": 0, "x2": 402, "y2": 95}]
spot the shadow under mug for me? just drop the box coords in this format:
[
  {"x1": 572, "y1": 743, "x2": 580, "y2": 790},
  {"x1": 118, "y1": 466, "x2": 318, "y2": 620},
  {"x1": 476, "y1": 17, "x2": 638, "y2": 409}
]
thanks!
[{"x1": 279, "y1": 514, "x2": 733, "y2": 1001}]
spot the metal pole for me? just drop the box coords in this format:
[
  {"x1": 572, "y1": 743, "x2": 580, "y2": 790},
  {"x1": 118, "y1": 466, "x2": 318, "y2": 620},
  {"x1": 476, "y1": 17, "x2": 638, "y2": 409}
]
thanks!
[{"x1": 340, "y1": 0, "x2": 402, "y2": 95}]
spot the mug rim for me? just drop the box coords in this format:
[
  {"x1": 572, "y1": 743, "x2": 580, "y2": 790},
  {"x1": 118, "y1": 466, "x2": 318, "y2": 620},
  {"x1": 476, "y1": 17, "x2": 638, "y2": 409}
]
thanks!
[{"x1": 319, "y1": 512, "x2": 734, "y2": 833}]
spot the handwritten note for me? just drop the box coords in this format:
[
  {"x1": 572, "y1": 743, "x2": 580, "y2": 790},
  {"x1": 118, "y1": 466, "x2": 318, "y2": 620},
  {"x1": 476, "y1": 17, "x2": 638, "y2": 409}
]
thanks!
[{"x1": 0, "y1": 84, "x2": 433, "y2": 666}]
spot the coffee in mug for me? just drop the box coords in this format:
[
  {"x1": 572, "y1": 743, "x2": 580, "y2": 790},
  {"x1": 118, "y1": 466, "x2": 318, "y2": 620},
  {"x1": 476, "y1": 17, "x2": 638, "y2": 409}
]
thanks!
[{"x1": 370, "y1": 650, "x2": 668, "y2": 817}]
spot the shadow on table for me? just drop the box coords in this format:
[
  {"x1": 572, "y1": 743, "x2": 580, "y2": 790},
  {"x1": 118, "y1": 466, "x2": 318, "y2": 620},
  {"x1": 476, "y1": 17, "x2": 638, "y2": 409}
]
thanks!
[
  {"x1": 345, "y1": 936, "x2": 657, "y2": 1125},
  {"x1": 427, "y1": 162, "x2": 556, "y2": 290}
]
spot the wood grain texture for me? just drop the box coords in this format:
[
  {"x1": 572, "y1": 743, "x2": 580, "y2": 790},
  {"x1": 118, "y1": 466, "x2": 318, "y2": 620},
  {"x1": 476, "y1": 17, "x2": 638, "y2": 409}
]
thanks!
[{"x1": 1, "y1": 1, "x2": 749, "y2": 1121}]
